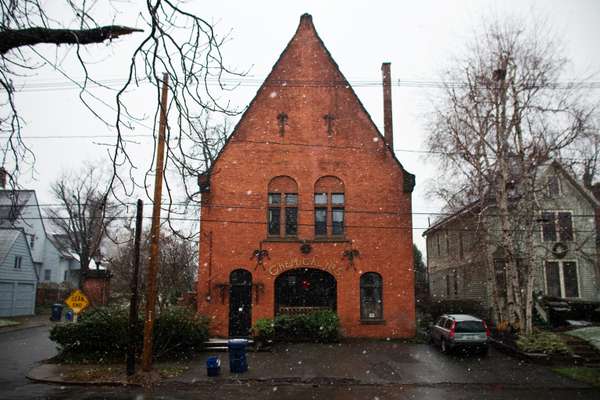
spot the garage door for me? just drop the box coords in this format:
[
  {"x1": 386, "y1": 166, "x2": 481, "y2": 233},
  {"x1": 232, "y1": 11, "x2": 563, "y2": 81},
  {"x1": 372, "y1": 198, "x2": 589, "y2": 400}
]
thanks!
[
  {"x1": 0, "y1": 282, "x2": 13, "y2": 317},
  {"x1": 0, "y1": 281, "x2": 35, "y2": 317}
]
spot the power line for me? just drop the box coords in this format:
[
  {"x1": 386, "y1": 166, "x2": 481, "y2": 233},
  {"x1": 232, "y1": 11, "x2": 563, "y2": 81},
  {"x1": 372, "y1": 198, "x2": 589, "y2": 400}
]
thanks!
[
  {"x1": 0, "y1": 134, "x2": 596, "y2": 162},
  {"x1": 2, "y1": 213, "x2": 598, "y2": 234},
  {"x1": 9, "y1": 77, "x2": 600, "y2": 93},
  {"x1": 3, "y1": 201, "x2": 598, "y2": 219}
]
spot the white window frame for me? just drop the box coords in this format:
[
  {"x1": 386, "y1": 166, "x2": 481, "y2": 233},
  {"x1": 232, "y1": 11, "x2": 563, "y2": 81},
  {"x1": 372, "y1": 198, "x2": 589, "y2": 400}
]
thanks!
[
  {"x1": 544, "y1": 259, "x2": 580, "y2": 298},
  {"x1": 540, "y1": 210, "x2": 575, "y2": 242}
]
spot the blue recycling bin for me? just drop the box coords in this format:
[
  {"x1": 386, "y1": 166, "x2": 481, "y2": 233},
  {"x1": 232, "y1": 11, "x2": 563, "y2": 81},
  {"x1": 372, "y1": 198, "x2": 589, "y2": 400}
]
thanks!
[
  {"x1": 65, "y1": 310, "x2": 73, "y2": 322},
  {"x1": 206, "y1": 356, "x2": 221, "y2": 377},
  {"x1": 228, "y1": 339, "x2": 248, "y2": 373},
  {"x1": 50, "y1": 304, "x2": 63, "y2": 321}
]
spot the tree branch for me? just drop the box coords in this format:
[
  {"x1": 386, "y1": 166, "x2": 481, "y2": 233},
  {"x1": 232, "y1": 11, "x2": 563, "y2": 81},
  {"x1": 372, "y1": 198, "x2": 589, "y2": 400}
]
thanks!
[{"x1": 0, "y1": 25, "x2": 143, "y2": 54}]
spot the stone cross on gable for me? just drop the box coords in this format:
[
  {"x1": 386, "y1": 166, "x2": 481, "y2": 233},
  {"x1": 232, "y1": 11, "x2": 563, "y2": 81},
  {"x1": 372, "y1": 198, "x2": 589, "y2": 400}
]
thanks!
[
  {"x1": 323, "y1": 113, "x2": 335, "y2": 136},
  {"x1": 277, "y1": 112, "x2": 288, "y2": 136}
]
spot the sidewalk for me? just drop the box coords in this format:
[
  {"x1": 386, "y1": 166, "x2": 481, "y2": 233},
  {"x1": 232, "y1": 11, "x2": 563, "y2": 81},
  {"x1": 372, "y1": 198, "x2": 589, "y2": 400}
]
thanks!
[
  {"x1": 27, "y1": 341, "x2": 591, "y2": 389},
  {"x1": 0, "y1": 312, "x2": 53, "y2": 334}
]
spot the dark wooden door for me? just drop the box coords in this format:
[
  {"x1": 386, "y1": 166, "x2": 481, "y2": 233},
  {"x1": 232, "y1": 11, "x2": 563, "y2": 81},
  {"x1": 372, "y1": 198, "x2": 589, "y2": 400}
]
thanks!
[{"x1": 229, "y1": 269, "x2": 252, "y2": 337}]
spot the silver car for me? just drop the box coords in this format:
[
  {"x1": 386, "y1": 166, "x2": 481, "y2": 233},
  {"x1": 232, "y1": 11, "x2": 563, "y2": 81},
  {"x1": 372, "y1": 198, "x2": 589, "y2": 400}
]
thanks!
[{"x1": 430, "y1": 314, "x2": 490, "y2": 355}]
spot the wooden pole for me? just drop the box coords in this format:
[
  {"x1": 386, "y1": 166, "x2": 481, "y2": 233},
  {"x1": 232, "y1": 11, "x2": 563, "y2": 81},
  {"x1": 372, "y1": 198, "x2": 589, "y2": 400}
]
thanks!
[
  {"x1": 127, "y1": 199, "x2": 143, "y2": 376},
  {"x1": 142, "y1": 73, "x2": 169, "y2": 371}
]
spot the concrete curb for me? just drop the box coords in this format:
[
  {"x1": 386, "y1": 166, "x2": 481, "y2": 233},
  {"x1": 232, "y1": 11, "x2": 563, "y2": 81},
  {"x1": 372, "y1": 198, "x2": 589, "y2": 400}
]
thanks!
[{"x1": 27, "y1": 363, "x2": 592, "y2": 390}]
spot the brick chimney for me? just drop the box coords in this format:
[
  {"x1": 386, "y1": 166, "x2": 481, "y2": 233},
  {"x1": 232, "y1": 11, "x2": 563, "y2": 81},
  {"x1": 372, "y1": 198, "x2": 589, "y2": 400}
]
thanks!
[{"x1": 381, "y1": 62, "x2": 394, "y2": 149}]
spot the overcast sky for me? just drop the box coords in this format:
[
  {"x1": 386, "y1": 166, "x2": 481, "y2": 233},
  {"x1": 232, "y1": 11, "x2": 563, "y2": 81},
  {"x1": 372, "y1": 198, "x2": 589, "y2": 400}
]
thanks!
[{"x1": 10, "y1": 0, "x2": 600, "y2": 251}]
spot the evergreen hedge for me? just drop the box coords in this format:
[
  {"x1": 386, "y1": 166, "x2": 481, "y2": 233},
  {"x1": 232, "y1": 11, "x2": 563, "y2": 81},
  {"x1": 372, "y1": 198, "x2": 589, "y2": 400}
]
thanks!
[
  {"x1": 253, "y1": 310, "x2": 340, "y2": 343},
  {"x1": 49, "y1": 307, "x2": 209, "y2": 361}
]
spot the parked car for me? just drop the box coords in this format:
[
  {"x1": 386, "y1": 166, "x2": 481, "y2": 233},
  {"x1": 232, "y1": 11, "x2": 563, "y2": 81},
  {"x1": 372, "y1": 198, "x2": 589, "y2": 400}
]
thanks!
[{"x1": 430, "y1": 314, "x2": 490, "y2": 355}]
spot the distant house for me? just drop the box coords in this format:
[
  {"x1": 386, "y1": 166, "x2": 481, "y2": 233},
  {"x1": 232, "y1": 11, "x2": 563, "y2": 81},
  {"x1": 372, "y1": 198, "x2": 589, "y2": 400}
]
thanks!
[
  {"x1": 0, "y1": 229, "x2": 36, "y2": 316},
  {"x1": 45, "y1": 234, "x2": 80, "y2": 286},
  {"x1": 423, "y1": 161, "x2": 600, "y2": 312}
]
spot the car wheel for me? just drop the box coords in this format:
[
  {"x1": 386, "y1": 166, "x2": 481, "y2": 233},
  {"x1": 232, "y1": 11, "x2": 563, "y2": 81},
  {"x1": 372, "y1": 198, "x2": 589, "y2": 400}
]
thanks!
[{"x1": 441, "y1": 339, "x2": 449, "y2": 354}]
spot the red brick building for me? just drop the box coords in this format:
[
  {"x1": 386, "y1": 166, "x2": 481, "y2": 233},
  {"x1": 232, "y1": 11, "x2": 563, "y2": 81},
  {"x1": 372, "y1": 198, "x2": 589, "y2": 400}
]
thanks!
[{"x1": 197, "y1": 14, "x2": 416, "y2": 338}]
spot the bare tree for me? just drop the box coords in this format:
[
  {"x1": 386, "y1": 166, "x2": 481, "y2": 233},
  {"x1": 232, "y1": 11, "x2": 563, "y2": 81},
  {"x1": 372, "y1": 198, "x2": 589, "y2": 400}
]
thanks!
[
  {"x1": 559, "y1": 125, "x2": 600, "y2": 189},
  {"x1": 427, "y1": 17, "x2": 596, "y2": 334},
  {"x1": 46, "y1": 165, "x2": 121, "y2": 288},
  {"x1": 1, "y1": 1, "x2": 240, "y2": 229},
  {"x1": 108, "y1": 228, "x2": 197, "y2": 310}
]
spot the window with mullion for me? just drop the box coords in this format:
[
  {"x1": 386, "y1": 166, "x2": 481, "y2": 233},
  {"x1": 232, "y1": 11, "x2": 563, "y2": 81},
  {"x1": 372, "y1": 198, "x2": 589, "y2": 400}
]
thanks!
[
  {"x1": 542, "y1": 211, "x2": 573, "y2": 242},
  {"x1": 268, "y1": 192, "x2": 298, "y2": 237}
]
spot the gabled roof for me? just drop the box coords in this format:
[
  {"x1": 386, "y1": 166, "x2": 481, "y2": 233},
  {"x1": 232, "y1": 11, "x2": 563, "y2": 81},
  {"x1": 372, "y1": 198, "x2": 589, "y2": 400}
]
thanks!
[
  {"x1": 0, "y1": 190, "x2": 34, "y2": 221},
  {"x1": 0, "y1": 228, "x2": 33, "y2": 266},
  {"x1": 549, "y1": 160, "x2": 600, "y2": 208},
  {"x1": 47, "y1": 233, "x2": 77, "y2": 260},
  {"x1": 423, "y1": 160, "x2": 600, "y2": 237},
  {"x1": 204, "y1": 14, "x2": 414, "y2": 191}
]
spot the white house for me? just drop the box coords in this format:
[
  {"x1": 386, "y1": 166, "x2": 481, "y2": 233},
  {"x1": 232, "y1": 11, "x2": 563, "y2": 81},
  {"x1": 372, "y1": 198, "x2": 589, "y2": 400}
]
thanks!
[{"x1": 0, "y1": 189, "x2": 81, "y2": 285}]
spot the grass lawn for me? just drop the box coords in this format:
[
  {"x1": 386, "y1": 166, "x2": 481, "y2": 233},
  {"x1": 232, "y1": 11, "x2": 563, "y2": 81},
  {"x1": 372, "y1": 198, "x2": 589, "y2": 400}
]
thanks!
[
  {"x1": 565, "y1": 327, "x2": 600, "y2": 352},
  {"x1": 0, "y1": 319, "x2": 20, "y2": 328},
  {"x1": 553, "y1": 367, "x2": 600, "y2": 387}
]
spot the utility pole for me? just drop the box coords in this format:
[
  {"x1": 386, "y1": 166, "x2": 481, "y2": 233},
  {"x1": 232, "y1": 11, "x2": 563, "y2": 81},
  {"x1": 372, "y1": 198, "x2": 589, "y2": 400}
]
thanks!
[
  {"x1": 127, "y1": 199, "x2": 143, "y2": 376},
  {"x1": 142, "y1": 73, "x2": 169, "y2": 372}
]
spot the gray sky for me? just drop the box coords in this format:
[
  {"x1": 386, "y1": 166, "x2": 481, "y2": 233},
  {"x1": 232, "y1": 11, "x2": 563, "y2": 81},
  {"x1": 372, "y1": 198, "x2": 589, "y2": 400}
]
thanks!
[{"x1": 11, "y1": 0, "x2": 600, "y2": 250}]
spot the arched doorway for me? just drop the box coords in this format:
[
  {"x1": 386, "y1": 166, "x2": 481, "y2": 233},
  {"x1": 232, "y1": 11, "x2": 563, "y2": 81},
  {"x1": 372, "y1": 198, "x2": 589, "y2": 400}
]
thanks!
[
  {"x1": 229, "y1": 269, "x2": 252, "y2": 337},
  {"x1": 275, "y1": 268, "x2": 336, "y2": 315}
]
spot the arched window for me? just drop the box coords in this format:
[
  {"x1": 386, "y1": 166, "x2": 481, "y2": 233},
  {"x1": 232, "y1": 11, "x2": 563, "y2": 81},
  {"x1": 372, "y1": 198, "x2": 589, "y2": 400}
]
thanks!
[
  {"x1": 360, "y1": 272, "x2": 383, "y2": 321},
  {"x1": 267, "y1": 176, "x2": 298, "y2": 237},
  {"x1": 314, "y1": 176, "x2": 345, "y2": 237}
]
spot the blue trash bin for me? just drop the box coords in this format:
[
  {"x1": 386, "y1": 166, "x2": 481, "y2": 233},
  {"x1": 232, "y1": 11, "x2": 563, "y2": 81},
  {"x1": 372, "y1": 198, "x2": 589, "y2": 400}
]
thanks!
[
  {"x1": 65, "y1": 310, "x2": 73, "y2": 322},
  {"x1": 206, "y1": 356, "x2": 221, "y2": 377},
  {"x1": 228, "y1": 339, "x2": 248, "y2": 373},
  {"x1": 50, "y1": 304, "x2": 63, "y2": 321}
]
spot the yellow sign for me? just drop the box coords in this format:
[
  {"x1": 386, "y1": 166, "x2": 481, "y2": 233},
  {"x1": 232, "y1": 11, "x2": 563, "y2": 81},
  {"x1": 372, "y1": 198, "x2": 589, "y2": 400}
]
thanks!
[{"x1": 65, "y1": 289, "x2": 90, "y2": 315}]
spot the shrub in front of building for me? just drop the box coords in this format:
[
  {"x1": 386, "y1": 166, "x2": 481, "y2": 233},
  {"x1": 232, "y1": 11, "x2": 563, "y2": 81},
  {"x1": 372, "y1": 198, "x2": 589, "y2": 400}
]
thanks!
[
  {"x1": 253, "y1": 310, "x2": 340, "y2": 343},
  {"x1": 49, "y1": 307, "x2": 209, "y2": 361}
]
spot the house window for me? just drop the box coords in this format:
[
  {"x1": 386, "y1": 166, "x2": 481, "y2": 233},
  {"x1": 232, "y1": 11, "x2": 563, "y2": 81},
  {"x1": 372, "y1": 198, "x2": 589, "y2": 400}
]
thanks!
[
  {"x1": 445, "y1": 231, "x2": 450, "y2": 256},
  {"x1": 547, "y1": 176, "x2": 561, "y2": 197},
  {"x1": 64, "y1": 271, "x2": 69, "y2": 282},
  {"x1": 436, "y1": 234, "x2": 441, "y2": 256},
  {"x1": 44, "y1": 269, "x2": 52, "y2": 281},
  {"x1": 545, "y1": 261, "x2": 579, "y2": 298},
  {"x1": 267, "y1": 176, "x2": 298, "y2": 238},
  {"x1": 541, "y1": 211, "x2": 573, "y2": 242},
  {"x1": 14, "y1": 256, "x2": 22, "y2": 269},
  {"x1": 314, "y1": 176, "x2": 345, "y2": 237},
  {"x1": 458, "y1": 231, "x2": 464, "y2": 260},
  {"x1": 360, "y1": 272, "x2": 383, "y2": 320}
]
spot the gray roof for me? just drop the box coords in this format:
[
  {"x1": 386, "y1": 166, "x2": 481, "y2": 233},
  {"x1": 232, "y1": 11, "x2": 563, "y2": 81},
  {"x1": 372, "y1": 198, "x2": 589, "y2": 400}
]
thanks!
[
  {"x1": 0, "y1": 190, "x2": 35, "y2": 222},
  {"x1": 0, "y1": 229, "x2": 22, "y2": 265}
]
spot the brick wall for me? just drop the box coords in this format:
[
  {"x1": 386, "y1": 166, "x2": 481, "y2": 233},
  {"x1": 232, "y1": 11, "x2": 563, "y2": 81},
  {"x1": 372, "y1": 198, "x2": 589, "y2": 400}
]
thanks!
[{"x1": 197, "y1": 15, "x2": 415, "y2": 338}]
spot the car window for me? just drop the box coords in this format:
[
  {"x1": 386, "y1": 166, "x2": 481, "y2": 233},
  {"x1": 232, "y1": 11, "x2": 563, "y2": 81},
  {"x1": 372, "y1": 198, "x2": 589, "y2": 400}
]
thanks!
[{"x1": 455, "y1": 321, "x2": 485, "y2": 333}]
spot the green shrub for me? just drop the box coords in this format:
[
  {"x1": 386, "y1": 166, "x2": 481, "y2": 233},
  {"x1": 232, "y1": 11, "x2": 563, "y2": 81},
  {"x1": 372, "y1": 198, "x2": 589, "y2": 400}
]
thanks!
[
  {"x1": 153, "y1": 307, "x2": 210, "y2": 358},
  {"x1": 516, "y1": 331, "x2": 570, "y2": 354},
  {"x1": 50, "y1": 306, "x2": 209, "y2": 361},
  {"x1": 253, "y1": 318, "x2": 275, "y2": 342},
  {"x1": 252, "y1": 310, "x2": 340, "y2": 343}
]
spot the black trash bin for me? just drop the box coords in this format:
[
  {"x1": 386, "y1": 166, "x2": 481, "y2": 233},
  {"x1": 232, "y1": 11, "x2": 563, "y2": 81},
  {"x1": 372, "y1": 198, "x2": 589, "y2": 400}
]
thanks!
[
  {"x1": 228, "y1": 339, "x2": 248, "y2": 373},
  {"x1": 50, "y1": 304, "x2": 63, "y2": 321}
]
